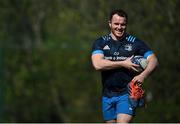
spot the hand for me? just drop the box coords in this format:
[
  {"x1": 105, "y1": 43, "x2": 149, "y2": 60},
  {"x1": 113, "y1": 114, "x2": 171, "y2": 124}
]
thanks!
[
  {"x1": 122, "y1": 56, "x2": 139, "y2": 72},
  {"x1": 128, "y1": 80, "x2": 145, "y2": 98},
  {"x1": 132, "y1": 74, "x2": 146, "y2": 86}
]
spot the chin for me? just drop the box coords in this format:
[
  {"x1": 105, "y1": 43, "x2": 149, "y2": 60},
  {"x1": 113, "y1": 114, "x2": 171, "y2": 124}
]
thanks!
[
  {"x1": 115, "y1": 31, "x2": 124, "y2": 37},
  {"x1": 116, "y1": 33, "x2": 124, "y2": 37}
]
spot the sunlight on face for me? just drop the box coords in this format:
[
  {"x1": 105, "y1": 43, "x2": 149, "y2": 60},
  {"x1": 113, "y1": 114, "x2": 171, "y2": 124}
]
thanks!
[{"x1": 109, "y1": 14, "x2": 127, "y2": 40}]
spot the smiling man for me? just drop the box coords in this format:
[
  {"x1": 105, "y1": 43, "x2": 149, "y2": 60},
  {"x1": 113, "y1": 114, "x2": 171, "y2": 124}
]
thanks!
[{"x1": 91, "y1": 9, "x2": 158, "y2": 123}]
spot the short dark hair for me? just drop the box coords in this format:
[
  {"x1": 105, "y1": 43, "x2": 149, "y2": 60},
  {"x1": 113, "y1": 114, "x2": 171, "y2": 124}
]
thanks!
[{"x1": 109, "y1": 9, "x2": 128, "y2": 22}]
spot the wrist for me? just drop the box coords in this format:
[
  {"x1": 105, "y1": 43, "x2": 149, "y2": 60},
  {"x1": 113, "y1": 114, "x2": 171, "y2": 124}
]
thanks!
[
  {"x1": 140, "y1": 70, "x2": 149, "y2": 79},
  {"x1": 118, "y1": 61, "x2": 125, "y2": 68}
]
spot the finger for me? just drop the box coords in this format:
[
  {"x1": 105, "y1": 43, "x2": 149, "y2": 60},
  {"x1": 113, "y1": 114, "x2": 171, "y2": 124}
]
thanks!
[
  {"x1": 137, "y1": 82, "x2": 143, "y2": 87},
  {"x1": 129, "y1": 55, "x2": 134, "y2": 59},
  {"x1": 132, "y1": 63, "x2": 139, "y2": 67},
  {"x1": 132, "y1": 79, "x2": 140, "y2": 85},
  {"x1": 131, "y1": 67, "x2": 139, "y2": 72},
  {"x1": 127, "y1": 55, "x2": 134, "y2": 60},
  {"x1": 135, "y1": 80, "x2": 143, "y2": 86},
  {"x1": 132, "y1": 78, "x2": 138, "y2": 83}
]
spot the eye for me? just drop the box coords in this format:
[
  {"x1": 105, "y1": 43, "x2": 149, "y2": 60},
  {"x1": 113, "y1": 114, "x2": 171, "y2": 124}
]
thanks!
[
  {"x1": 121, "y1": 23, "x2": 126, "y2": 26},
  {"x1": 114, "y1": 23, "x2": 119, "y2": 25}
]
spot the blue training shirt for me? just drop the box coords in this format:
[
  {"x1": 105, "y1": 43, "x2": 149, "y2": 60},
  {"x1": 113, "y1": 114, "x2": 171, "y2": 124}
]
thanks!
[{"x1": 92, "y1": 33, "x2": 153, "y2": 97}]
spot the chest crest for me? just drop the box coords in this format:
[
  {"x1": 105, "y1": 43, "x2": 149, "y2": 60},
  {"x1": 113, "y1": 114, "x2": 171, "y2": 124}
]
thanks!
[{"x1": 124, "y1": 44, "x2": 133, "y2": 51}]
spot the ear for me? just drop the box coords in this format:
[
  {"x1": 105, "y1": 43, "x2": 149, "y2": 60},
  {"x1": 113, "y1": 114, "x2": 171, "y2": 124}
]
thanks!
[{"x1": 108, "y1": 21, "x2": 111, "y2": 28}]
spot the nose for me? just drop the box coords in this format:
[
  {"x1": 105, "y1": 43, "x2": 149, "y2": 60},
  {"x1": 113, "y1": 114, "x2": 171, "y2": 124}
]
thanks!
[{"x1": 117, "y1": 24, "x2": 122, "y2": 29}]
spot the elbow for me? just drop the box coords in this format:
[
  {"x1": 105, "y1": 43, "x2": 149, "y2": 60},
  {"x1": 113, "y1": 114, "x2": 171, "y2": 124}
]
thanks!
[
  {"x1": 155, "y1": 58, "x2": 159, "y2": 67},
  {"x1": 148, "y1": 54, "x2": 159, "y2": 68},
  {"x1": 92, "y1": 63, "x2": 103, "y2": 71},
  {"x1": 94, "y1": 65, "x2": 102, "y2": 71},
  {"x1": 151, "y1": 57, "x2": 159, "y2": 71}
]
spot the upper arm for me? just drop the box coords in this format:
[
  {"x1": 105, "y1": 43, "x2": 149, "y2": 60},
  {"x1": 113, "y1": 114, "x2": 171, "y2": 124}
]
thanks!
[
  {"x1": 147, "y1": 53, "x2": 158, "y2": 63},
  {"x1": 135, "y1": 39, "x2": 158, "y2": 65},
  {"x1": 91, "y1": 53, "x2": 104, "y2": 66},
  {"x1": 91, "y1": 38, "x2": 105, "y2": 66},
  {"x1": 135, "y1": 39, "x2": 153, "y2": 58},
  {"x1": 146, "y1": 53, "x2": 159, "y2": 70}
]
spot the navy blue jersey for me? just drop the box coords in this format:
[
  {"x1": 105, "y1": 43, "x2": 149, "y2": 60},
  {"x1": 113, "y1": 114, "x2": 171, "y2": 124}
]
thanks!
[{"x1": 92, "y1": 33, "x2": 153, "y2": 97}]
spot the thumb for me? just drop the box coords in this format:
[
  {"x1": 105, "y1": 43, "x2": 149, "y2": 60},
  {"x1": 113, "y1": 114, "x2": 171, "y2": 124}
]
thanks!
[{"x1": 129, "y1": 55, "x2": 134, "y2": 59}]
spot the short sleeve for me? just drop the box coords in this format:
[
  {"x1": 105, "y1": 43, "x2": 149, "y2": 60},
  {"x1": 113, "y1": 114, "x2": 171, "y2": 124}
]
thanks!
[
  {"x1": 92, "y1": 38, "x2": 105, "y2": 55},
  {"x1": 135, "y1": 39, "x2": 153, "y2": 59}
]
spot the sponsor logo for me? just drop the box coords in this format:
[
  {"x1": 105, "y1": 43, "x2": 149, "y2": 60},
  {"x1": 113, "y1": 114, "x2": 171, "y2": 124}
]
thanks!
[
  {"x1": 113, "y1": 52, "x2": 119, "y2": 55},
  {"x1": 103, "y1": 45, "x2": 110, "y2": 50},
  {"x1": 104, "y1": 56, "x2": 127, "y2": 61}
]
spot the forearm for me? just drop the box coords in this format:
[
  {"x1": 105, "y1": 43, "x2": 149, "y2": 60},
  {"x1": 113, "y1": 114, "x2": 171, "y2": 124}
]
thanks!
[
  {"x1": 140, "y1": 54, "x2": 158, "y2": 79},
  {"x1": 93, "y1": 59, "x2": 124, "y2": 70}
]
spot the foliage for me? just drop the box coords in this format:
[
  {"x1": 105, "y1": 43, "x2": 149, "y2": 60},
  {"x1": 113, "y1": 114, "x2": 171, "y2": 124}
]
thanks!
[{"x1": 0, "y1": 0, "x2": 179, "y2": 122}]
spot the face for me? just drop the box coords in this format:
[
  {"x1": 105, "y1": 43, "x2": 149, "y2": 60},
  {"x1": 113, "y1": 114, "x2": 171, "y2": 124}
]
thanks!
[{"x1": 109, "y1": 14, "x2": 127, "y2": 40}]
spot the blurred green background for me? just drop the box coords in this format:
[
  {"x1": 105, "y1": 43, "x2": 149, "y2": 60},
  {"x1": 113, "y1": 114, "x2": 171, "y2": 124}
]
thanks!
[{"x1": 0, "y1": 0, "x2": 179, "y2": 123}]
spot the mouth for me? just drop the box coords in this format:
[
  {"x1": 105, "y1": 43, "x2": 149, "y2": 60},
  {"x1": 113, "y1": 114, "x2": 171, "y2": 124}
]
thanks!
[{"x1": 116, "y1": 29, "x2": 124, "y2": 35}]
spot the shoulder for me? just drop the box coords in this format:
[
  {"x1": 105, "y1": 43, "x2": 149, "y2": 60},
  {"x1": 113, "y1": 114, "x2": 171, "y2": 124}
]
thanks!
[
  {"x1": 92, "y1": 34, "x2": 111, "y2": 54},
  {"x1": 93, "y1": 34, "x2": 111, "y2": 45},
  {"x1": 125, "y1": 34, "x2": 137, "y2": 43},
  {"x1": 126, "y1": 34, "x2": 145, "y2": 44}
]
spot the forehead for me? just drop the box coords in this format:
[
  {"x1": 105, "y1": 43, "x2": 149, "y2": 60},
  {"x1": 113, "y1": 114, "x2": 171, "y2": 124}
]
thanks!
[{"x1": 111, "y1": 14, "x2": 127, "y2": 23}]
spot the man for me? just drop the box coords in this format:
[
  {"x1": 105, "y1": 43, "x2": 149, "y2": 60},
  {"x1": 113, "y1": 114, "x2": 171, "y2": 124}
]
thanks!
[{"x1": 91, "y1": 9, "x2": 158, "y2": 123}]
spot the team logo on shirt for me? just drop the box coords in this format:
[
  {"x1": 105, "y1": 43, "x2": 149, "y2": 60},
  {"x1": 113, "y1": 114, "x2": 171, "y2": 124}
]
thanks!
[
  {"x1": 103, "y1": 45, "x2": 110, "y2": 50},
  {"x1": 124, "y1": 44, "x2": 132, "y2": 51}
]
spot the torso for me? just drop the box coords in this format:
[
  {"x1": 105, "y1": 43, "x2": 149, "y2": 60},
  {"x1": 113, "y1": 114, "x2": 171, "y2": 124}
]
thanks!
[{"x1": 92, "y1": 33, "x2": 151, "y2": 97}]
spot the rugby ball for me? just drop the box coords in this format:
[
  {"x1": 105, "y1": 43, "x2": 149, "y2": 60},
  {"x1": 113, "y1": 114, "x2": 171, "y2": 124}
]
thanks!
[{"x1": 131, "y1": 55, "x2": 148, "y2": 72}]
